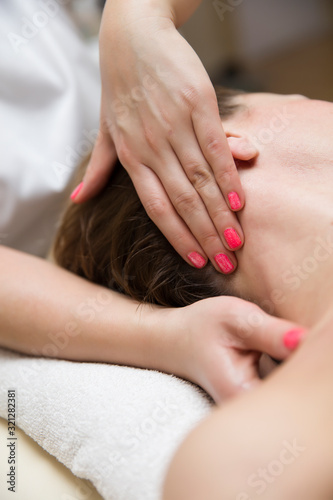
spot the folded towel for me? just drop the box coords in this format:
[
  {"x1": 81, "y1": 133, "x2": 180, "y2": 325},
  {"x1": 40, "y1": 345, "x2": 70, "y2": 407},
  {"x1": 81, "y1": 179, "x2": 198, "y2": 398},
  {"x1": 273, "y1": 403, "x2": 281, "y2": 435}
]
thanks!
[{"x1": 0, "y1": 348, "x2": 213, "y2": 500}]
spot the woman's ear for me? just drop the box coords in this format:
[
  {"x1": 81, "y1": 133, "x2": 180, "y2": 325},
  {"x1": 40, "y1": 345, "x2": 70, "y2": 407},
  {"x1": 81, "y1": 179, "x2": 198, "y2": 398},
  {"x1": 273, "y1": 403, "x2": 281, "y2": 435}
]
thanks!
[{"x1": 226, "y1": 135, "x2": 258, "y2": 161}]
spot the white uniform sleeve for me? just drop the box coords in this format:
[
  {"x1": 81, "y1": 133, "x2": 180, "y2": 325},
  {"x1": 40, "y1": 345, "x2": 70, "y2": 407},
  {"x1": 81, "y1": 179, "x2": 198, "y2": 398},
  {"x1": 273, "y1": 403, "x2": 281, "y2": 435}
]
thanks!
[{"x1": 0, "y1": 0, "x2": 101, "y2": 257}]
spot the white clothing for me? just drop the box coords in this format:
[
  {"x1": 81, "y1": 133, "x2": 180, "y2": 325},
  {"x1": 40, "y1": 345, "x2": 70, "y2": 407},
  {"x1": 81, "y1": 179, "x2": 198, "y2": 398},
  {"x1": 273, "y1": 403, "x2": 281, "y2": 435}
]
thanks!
[{"x1": 0, "y1": 0, "x2": 100, "y2": 257}]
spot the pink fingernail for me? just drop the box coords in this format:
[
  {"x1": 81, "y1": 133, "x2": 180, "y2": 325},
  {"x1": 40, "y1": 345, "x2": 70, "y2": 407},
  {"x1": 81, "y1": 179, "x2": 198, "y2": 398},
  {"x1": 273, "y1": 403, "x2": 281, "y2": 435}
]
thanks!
[
  {"x1": 70, "y1": 182, "x2": 84, "y2": 200},
  {"x1": 224, "y1": 227, "x2": 242, "y2": 249},
  {"x1": 228, "y1": 191, "x2": 242, "y2": 211},
  {"x1": 214, "y1": 253, "x2": 235, "y2": 274},
  {"x1": 187, "y1": 252, "x2": 206, "y2": 269},
  {"x1": 283, "y1": 328, "x2": 305, "y2": 350}
]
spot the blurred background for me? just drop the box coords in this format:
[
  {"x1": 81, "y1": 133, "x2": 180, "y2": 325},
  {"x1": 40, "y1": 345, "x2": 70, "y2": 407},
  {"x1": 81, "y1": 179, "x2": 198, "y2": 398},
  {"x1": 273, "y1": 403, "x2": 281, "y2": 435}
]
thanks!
[
  {"x1": 180, "y1": 0, "x2": 333, "y2": 101},
  {"x1": 69, "y1": 0, "x2": 333, "y2": 101}
]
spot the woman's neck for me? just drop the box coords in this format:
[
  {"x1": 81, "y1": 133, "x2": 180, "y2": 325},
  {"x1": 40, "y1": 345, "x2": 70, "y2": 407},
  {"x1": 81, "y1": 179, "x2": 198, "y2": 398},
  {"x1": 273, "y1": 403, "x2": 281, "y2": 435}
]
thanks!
[
  {"x1": 273, "y1": 228, "x2": 333, "y2": 328},
  {"x1": 238, "y1": 180, "x2": 333, "y2": 329}
]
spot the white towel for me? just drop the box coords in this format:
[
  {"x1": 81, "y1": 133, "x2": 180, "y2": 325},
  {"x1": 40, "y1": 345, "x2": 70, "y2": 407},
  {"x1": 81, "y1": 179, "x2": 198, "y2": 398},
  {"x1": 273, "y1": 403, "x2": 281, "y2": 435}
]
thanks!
[{"x1": 0, "y1": 348, "x2": 213, "y2": 500}]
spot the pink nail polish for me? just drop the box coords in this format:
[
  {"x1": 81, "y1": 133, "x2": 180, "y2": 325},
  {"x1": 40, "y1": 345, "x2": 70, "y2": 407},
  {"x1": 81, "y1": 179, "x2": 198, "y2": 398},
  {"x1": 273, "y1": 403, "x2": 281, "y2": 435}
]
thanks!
[
  {"x1": 188, "y1": 252, "x2": 206, "y2": 269},
  {"x1": 70, "y1": 182, "x2": 84, "y2": 201},
  {"x1": 283, "y1": 328, "x2": 305, "y2": 350},
  {"x1": 228, "y1": 191, "x2": 242, "y2": 211},
  {"x1": 224, "y1": 228, "x2": 242, "y2": 249},
  {"x1": 214, "y1": 253, "x2": 235, "y2": 274}
]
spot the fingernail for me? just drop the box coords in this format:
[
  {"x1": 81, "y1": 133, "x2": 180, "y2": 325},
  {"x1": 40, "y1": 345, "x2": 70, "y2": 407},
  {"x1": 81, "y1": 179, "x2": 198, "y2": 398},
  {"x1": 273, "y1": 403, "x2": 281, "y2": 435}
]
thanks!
[
  {"x1": 228, "y1": 191, "x2": 242, "y2": 211},
  {"x1": 187, "y1": 252, "x2": 206, "y2": 269},
  {"x1": 224, "y1": 227, "x2": 242, "y2": 250},
  {"x1": 283, "y1": 328, "x2": 305, "y2": 350},
  {"x1": 70, "y1": 182, "x2": 84, "y2": 201},
  {"x1": 214, "y1": 253, "x2": 235, "y2": 274}
]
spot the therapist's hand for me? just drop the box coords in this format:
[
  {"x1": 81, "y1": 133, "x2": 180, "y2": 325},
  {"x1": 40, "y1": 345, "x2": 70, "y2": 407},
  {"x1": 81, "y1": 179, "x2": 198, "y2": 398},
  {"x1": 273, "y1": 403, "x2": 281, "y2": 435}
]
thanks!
[
  {"x1": 172, "y1": 296, "x2": 305, "y2": 404},
  {"x1": 73, "y1": 0, "x2": 245, "y2": 274}
]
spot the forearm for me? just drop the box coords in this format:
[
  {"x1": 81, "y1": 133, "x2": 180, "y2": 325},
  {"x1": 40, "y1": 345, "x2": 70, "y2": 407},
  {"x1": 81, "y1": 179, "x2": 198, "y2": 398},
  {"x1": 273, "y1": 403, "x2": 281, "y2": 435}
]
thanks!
[
  {"x1": 0, "y1": 246, "x2": 180, "y2": 373},
  {"x1": 164, "y1": 319, "x2": 333, "y2": 500}
]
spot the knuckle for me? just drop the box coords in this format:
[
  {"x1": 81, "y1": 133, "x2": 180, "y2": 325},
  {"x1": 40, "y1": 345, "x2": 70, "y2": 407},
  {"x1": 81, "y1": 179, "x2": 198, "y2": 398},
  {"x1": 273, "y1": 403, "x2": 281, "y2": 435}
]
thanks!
[
  {"x1": 212, "y1": 203, "x2": 233, "y2": 220},
  {"x1": 170, "y1": 230, "x2": 192, "y2": 250},
  {"x1": 205, "y1": 136, "x2": 224, "y2": 157},
  {"x1": 199, "y1": 230, "x2": 219, "y2": 248},
  {"x1": 181, "y1": 84, "x2": 217, "y2": 111},
  {"x1": 180, "y1": 85, "x2": 201, "y2": 109},
  {"x1": 215, "y1": 164, "x2": 235, "y2": 186},
  {"x1": 174, "y1": 190, "x2": 200, "y2": 216},
  {"x1": 235, "y1": 304, "x2": 266, "y2": 340},
  {"x1": 222, "y1": 296, "x2": 242, "y2": 311},
  {"x1": 236, "y1": 300, "x2": 260, "y2": 318},
  {"x1": 188, "y1": 164, "x2": 212, "y2": 191},
  {"x1": 144, "y1": 196, "x2": 168, "y2": 220},
  {"x1": 203, "y1": 183, "x2": 220, "y2": 200}
]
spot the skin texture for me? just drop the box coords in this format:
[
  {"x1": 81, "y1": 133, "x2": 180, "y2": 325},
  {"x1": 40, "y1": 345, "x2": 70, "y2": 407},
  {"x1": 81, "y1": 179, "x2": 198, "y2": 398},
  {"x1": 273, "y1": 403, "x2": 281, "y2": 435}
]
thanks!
[
  {"x1": 163, "y1": 93, "x2": 333, "y2": 499},
  {"x1": 164, "y1": 313, "x2": 333, "y2": 500},
  {"x1": 0, "y1": 245, "x2": 300, "y2": 404},
  {"x1": 73, "y1": 0, "x2": 245, "y2": 274},
  {"x1": 222, "y1": 93, "x2": 333, "y2": 327}
]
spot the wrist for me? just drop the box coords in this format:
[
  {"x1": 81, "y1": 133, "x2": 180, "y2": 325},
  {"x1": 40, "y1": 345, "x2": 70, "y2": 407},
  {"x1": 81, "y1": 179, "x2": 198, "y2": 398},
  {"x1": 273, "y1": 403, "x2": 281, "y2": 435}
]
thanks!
[
  {"x1": 103, "y1": 0, "x2": 176, "y2": 30},
  {"x1": 99, "y1": 293, "x2": 186, "y2": 376},
  {"x1": 100, "y1": 0, "x2": 177, "y2": 62},
  {"x1": 142, "y1": 305, "x2": 190, "y2": 377}
]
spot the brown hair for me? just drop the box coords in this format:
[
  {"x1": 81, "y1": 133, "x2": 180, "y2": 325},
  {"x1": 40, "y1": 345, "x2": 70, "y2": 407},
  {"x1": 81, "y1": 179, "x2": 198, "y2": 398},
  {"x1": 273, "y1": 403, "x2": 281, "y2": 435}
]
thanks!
[{"x1": 53, "y1": 87, "x2": 243, "y2": 306}]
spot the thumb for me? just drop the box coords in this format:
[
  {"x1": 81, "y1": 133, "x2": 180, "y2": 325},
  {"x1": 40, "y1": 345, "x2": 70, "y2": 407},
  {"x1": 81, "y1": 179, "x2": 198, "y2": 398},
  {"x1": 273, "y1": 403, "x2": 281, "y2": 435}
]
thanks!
[
  {"x1": 241, "y1": 312, "x2": 307, "y2": 361},
  {"x1": 71, "y1": 128, "x2": 117, "y2": 203}
]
